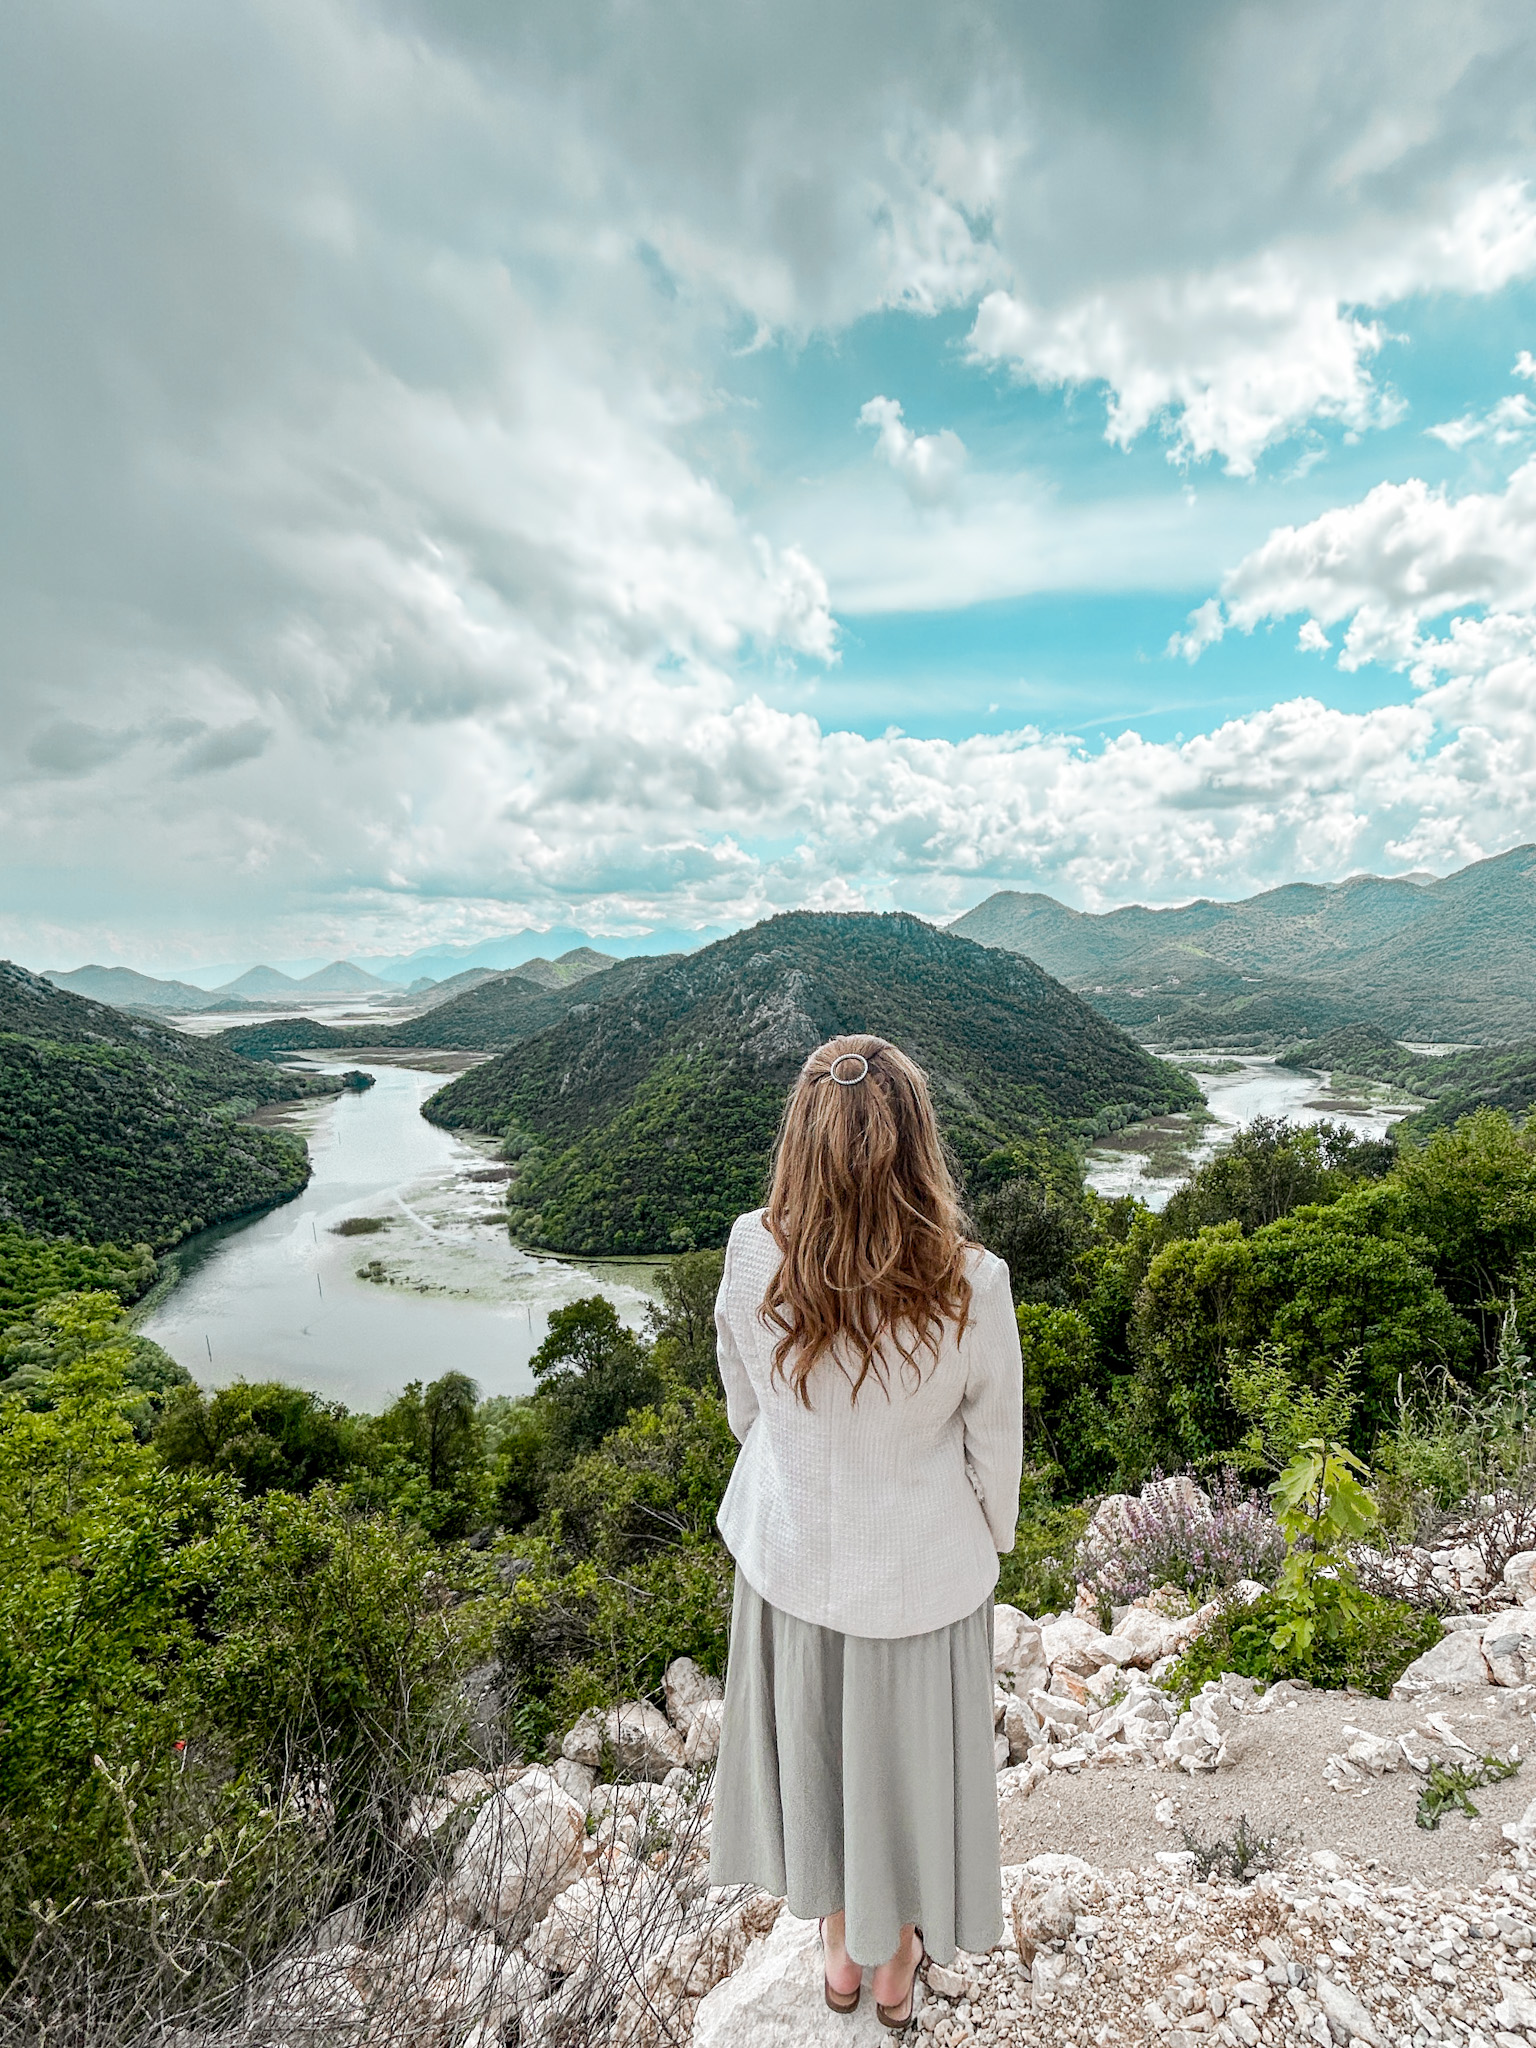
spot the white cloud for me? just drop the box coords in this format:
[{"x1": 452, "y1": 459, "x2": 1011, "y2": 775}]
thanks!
[
  {"x1": 1192, "y1": 457, "x2": 1536, "y2": 671},
  {"x1": 857, "y1": 396, "x2": 967, "y2": 504},
  {"x1": 1427, "y1": 391, "x2": 1536, "y2": 446},
  {"x1": 969, "y1": 182, "x2": 1536, "y2": 475},
  {"x1": 10, "y1": 1, "x2": 1536, "y2": 965},
  {"x1": 1168, "y1": 598, "x2": 1226, "y2": 663}
]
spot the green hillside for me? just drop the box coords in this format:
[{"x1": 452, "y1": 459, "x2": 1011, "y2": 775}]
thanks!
[
  {"x1": 0, "y1": 963, "x2": 332, "y2": 1250},
  {"x1": 953, "y1": 843, "x2": 1536, "y2": 1045},
  {"x1": 425, "y1": 911, "x2": 1200, "y2": 1254},
  {"x1": 1279, "y1": 1023, "x2": 1536, "y2": 1132}
]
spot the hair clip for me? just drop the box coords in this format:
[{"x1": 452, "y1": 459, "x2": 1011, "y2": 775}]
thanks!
[{"x1": 825, "y1": 1052, "x2": 869, "y2": 1085}]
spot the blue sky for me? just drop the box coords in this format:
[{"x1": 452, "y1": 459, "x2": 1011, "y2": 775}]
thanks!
[{"x1": 6, "y1": 1, "x2": 1536, "y2": 973}]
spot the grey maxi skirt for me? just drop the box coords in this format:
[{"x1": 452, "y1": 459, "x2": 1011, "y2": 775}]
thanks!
[{"x1": 707, "y1": 1571, "x2": 1003, "y2": 1967}]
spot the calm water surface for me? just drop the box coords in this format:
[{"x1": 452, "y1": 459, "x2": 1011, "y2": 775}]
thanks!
[
  {"x1": 140, "y1": 1061, "x2": 658, "y2": 1411},
  {"x1": 143, "y1": 1048, "x2": 1424, "y2": 1402},
  {"x1": 1084, "y1": 1052, "x2": 1425, "y2": 1207}
]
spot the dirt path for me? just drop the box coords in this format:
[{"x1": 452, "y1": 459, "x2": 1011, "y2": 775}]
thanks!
[{"x1": 999, "y1": 1684, "x2": 1535, "y2": 1887}]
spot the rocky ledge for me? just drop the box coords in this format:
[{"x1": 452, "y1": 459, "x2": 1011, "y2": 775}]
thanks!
[{"x1": 226, "y1": 1552, "x2": 1536, "y2": 2048}]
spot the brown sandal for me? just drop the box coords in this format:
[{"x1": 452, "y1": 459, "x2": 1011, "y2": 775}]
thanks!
[
  {"x1": 819, "y1": 1918, "x2": 861, "y2": 2014},
  {"x1": 875, "y1": 1926, "x2": 925, "y2": 2031}
]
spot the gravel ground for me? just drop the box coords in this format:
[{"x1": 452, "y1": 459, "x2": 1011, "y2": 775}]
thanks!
[
  {"x1": 999, "y1": 1686, "x2": 1536, "y2": 1889},
  {"x1": 916, "y1": 1850, "x2": 1536, "y2": 2048}
]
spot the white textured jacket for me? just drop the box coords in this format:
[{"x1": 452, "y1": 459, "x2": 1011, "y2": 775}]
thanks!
[{"x1": 713, "y1": 1207, "x2": 1024, "y2": 1640}]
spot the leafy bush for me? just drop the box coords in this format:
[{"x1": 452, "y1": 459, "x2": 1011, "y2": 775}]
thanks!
[
  {"x1": 528, "y1": 1295, "x2": 664, "y2": 1460},
  {"x1": 996, "y1": 1481, "x2": 1088, "y2": 1617},
  {"x1": 1166, "y1": 1585, "x2": 1442, "y2": 1698},
  {"x1": 0, "y1": 1344, "x2": 234, "y2": 1954},
  {"x1": 156, "y1": 1378, "x2": 359, "y2": 1492},
  {"x1": 1166, "y1": 1435, "x2": 1441, "y2": 1697},
  {"x1": 1, "y1": 1288, "x2": 190, "y2": 1437},
  {"x1": 1074, "y1": 1469, "x2": 1284, "y2": 1610},
  {"x1": 494, "y1": 1380, "x2": 737, "y2": 1748},
  {"x1": 0, "y1": 1224, "x2": 157, "y2": 1333},
  {"x1": 1015, "y1": 1303, "x2": 1119, "y2": 1496}
]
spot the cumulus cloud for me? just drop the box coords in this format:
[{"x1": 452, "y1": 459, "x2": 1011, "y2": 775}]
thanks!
[
  {"x1": 970, "y1": 182, "x2": 1536, "y2": 474},
  {"x1": 1426, "y1": 391, "x2": 1536, "y2": 447},
  {"x1": 1171, "y1": 457, "x2": 1536, "y2": 670},
  {"x1": 857, "y1": 396, "x2": 967, "y2": 504},
  {"x1": 9, "y1": 0, "x2": 1536, "y2": 967}
]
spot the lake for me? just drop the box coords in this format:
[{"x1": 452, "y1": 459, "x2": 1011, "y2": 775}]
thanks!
[{"x1": 139, "y1": 1060, "x2": 660, "y2": 1411}]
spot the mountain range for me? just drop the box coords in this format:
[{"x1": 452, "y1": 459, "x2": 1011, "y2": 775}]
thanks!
[
  {"x1": 950, "y1": 843, "x2": 1536, "y2": 1045},
  {"x1": 0, "y1": 964, "x2": 334, "y2": 1249},
  {"x1": 213, "y1": 949, "x2": 626, "y2": 1059},
  {"x1": 424, "y1": 910, "x2": 1200, "y2": 1254}
]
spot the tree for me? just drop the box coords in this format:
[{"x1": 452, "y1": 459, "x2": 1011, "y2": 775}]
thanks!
[
  {"x1": 1354, "y1": 1110, "x2": 1536, "y2": 1371},
  {"x1": 0, "y1": 1342, "x2": 234, "y2": 1955},
  {"x1": 155, "y1": 1378, "x2": 356, "y2": 1492},
  {"x1": 1159, "y1": 1116, "x2": 1389, "y2": 1240},
  {"x1": 356, "y1": 1373, "x2": 489, "y2": 1540},
  {"x1": 1015, "y1": 1303, "x2": 1116, "y2": 1496},
  {"x1": 529, "y1": 1296, "x2": 662, "y2": 1459},
  {"x1": 974, "y1": 1177, "x2": 1094, "y2": 1306},
  {"x1": 645, "y1": 1249, "x2": 726, "y2": 1388},
  {"x1": 1129, "y1": 1222, "x2": 1254, "y2": 1471}
]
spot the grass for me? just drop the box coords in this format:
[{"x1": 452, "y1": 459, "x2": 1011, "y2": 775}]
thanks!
[
  {"x1": 1179, "y1": 1813, "x2": 1278, "y2": 1882},
  {"x1": 333, "y1": 1216, "x2": 388, "y2": 1236}
]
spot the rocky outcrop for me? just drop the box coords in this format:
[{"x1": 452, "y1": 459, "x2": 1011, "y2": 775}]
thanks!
[
  {"x1": 561, "y1": 1701, "x2": 686, "y2": 1780},
  {"x1": 443, "y1": 1768, "x2": 587, "y2": 1930},
  {"x1": 1392, "y1": 1607, "x2": 1536, "y2": 1694}
]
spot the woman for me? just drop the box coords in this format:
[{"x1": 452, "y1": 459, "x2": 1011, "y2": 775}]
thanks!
[{"x1": 708, "y1": 1034, "x2": 1024, "y2": 2027}]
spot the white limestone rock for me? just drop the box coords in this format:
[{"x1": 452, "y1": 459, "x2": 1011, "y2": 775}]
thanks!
[
  {"x1": 1112, "y1": 1605, "x2": 1184, "y2": 1667},
  {"x1": 693, "y1": 1909, "x2": 910, "y2": 2045},
  {"x1": 684, "y1": 1697, "x2": 726, "y2": 1766},
  {"x1": 562, "y1": 1701, "x2": 686, "y2": 1780},
  {"x1": 993, "y1": 1604, "x2": 1050, "y2": 1694},
  {"x1": 1314, "y1": 1968, "x2": 1383, "y2": 2045},
  {"x1": 549, "y1": 1756, "x2": 597, "y2": 1807},
  {"x1": 1002, "y1": 1691, "x2": 1041, "y2": 1763},
  {"x1": 664, "y1": 1655, "x2": 725, "y2": 1733},
  {"x1": 1479, "y1": 1612, "x2": 1536, "y2": 1687},
  {"x1": 444, "y1": 1773, "x2": 587, "y2": 1931},
  {"x1": 1041, "y1": 1614, "x2": 1120, "y2": 1675},
  {"x1": 1389, "y1": 1626, "x2": 1492, "y2": 1697}
]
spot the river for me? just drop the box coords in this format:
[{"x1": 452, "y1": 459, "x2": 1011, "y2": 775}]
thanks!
[
  {"x1": 141, "y1": 1048, "x2": 1423, "y2": 1408},
  {"x1": 139, "y1": 1060, "x2": 659, "y2": 1411},
  {"x1": 1083, "y1": 1051, "x2": 1425, "y2": 1206}
]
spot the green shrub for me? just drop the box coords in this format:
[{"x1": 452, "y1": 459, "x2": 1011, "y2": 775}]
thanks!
[
  {"x1": 494, "y1": 1539, "x2": 732, "y2": 1756},
  {"x1": 1166, "y1": 1586, "x2": 1442, "y2": 1699},
  {"x1": 996, "y1": 1481, "x2": 1087, "y2": 1617}
]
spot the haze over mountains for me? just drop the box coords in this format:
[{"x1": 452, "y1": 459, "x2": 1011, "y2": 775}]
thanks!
[
  {"x1": 215, "y1": 949, "x2": 633, "y2": 1059},
  {"x1": 951, "y1": 844, "x2": 1536, "y2": 1047}
]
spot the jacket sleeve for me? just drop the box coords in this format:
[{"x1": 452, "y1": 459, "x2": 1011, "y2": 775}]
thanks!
[
  {"x1": 960, "y1": 1257, "x2": 1024, "y2": 1553},
  {"x1": 713, "y1": 1227, "x2": 761, "y2": 1446}
]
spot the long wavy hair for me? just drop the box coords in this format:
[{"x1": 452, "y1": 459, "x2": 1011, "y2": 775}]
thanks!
[{"x1": 759, "y1": 1034, "x2": 973, "y2": 1404}]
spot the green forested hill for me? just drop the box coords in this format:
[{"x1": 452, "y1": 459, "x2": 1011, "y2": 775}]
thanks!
[
  {"x1": 425, "y1": 911, "x2": 1200, "y2": 1253},
  {"x1": 1279, "y1": 1023, "x2": 1536, "y2": 1132},
  {"x1": 0, "y1": 963, "x2": 330, "y2": 1250},
  {"x1": 952, "y1": 843, "x2": 1536, "y2": 1045}
]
